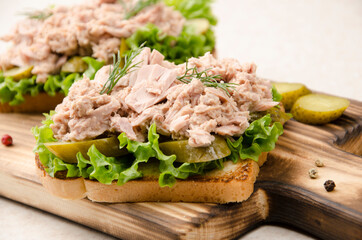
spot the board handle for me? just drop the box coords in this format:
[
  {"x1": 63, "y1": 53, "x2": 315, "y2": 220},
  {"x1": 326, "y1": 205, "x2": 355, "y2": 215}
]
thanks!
[{"x1": 257, "y1": 182, "x2": 362, "y2": 240}]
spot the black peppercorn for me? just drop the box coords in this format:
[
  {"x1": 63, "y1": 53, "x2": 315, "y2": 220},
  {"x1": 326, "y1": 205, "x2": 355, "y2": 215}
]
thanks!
[{"x1": 324, "y1": 180, "x2": 336, "y2": 192}]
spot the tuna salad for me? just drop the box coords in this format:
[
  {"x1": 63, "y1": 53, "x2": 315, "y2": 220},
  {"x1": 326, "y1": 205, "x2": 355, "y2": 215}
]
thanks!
[
  {"x1": 51, "y1": 47, "x2": 279, "y2": 147},
  {"x1": 0, "y1": 0, "x2": 216, "y2": 106},
  {"x1": 33, "y1": 47, "x2": 289, "y2": 187}
]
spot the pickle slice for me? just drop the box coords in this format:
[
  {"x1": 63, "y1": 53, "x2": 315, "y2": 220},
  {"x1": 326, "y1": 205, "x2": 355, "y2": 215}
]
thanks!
[
  {"x1": 291, "y1": 94, "x2": 350, "y2": 124},
  {"x1": 61, "y1": 56, "x2": 88, "y2": 73},
  {"x1": 185, "y1": 18, "x2": 210, "y2": 35},
  {"x1": 120, "y1": 38, "x2": 128, "y2": 56},
  {"x1": 44, "y1": 136, "x2": 128, "y2": 163},
  {"x1": 250, "y1": 107, "x2": 292, "y2": 125},
  {"x1": 119, "y1": 38, "x2": 128, "y2": 68},
  {"x1": 267, "y1": 107, "x2": 292, "y2": 125},
  {"x1": 159, "y1": 135, "x2": 231, "y2": 163},
  {"x1": 273, "y1": 82, "x2": 311, "y2": 111},
  {"x1": 3, "y1": 66, "x2": 33, "y2": 81}
]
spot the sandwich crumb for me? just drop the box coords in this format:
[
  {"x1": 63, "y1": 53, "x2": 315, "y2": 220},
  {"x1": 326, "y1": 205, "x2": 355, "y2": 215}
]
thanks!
[
  {"x1": 308, "y1": 168, "x2": 318, "y2": 179},
  {"x1": 324, "y1": 180, "x2": 336, "y2": 192},
  {"x1": 315, "y1": 159, "x2": 324, "y2": 167}
]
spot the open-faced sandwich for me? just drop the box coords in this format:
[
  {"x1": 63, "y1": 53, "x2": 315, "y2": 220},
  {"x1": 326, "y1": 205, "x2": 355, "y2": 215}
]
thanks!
[
  {"x1": 32, "y1": 46, "x2": 290, "y2": 203},
  {"x1": 0, "y1": 0, "x2": 216, "y2": 112}
]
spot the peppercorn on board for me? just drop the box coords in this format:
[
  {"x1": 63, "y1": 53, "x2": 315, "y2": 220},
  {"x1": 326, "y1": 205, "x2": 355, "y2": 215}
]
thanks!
[{"x1": 0, "y1": 98, "x2": 361, "y2": 240}]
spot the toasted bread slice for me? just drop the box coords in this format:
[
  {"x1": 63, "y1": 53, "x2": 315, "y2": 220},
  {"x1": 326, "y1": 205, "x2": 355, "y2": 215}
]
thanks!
[
  {"x1": 0, "y1": 93, "x2": 64, "y2": 113},
  {"x1": 36, "y1": 152, "x2": 267, "y2": 203}
]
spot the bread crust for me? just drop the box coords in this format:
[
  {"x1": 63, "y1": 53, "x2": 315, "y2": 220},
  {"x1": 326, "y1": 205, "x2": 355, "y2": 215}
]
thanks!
[
  {"x1": 0, "y1": 93, "x2": 64, "y2": 113},
  {"x1": 35, "y1": 152, "x2": 268, "y2": 203}
]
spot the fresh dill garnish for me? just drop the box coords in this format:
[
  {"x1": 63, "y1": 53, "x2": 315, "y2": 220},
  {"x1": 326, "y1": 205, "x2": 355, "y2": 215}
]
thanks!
[
  {"x1": 20, "y1": 9, "x2": 53, "y2": 20},
  {"x1": 123, "y1": 0, "x2": 159, "y2": 20},
  {"x1": 177, "y1": 62, "x2": 238, "y2": 97},
  {"x1": 100, "y1": 44, "x2": 145, "y2": 95}
]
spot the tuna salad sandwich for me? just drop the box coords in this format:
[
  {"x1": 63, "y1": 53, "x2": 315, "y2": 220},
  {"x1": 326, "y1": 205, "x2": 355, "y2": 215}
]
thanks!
[
  {"x1": 0, "y1": 0, "x2": 216, "y2": 113},
  {"x1": 32, "y1": 46, "x2": 290, "y2": 203}
]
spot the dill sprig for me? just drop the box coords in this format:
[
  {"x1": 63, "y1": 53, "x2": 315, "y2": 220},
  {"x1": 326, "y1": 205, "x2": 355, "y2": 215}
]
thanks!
[
  {"x1": 20, "y1": 9, "x2": 53, "y2": 20},
  {"x1": 100, "y1": 45, "x2": 144, "y2": 95},
  {"x1": 177, "y1": 62, "x2": 238, "y2": 97},
  {"x1": 123, "y1": 0, "x2": 159, "y2": 19}
]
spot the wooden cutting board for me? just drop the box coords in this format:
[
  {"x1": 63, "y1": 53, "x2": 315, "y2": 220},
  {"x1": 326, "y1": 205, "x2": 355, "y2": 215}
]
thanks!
[{"x1": 0, "y1": 99, "x2": 361, "y2": 240}]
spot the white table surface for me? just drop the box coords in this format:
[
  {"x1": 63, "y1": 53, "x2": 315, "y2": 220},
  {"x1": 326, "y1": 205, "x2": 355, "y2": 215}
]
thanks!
[{"x1": 0, "y1": 0, "x2": 361, "y2": 239}]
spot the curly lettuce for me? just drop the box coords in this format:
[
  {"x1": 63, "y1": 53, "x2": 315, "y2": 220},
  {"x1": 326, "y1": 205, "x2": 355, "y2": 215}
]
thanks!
[
  {"x1": 82, "y1": 57, "x2": 105, "y2": 80},
  {"x1": 0, "y1": 57, "x2": 104, "y2": 106},
  {"x1": 32, "y1": 111, "x2": 79, "y2": 177},
  {"x1": 0, "y1": 74, "x2": 40, "y2": 105},
  {"x1": 2, "y1": 1, "x2": 216, "y2": 105},
  {"x1": 164, "y1": 0, "x2": 217, "y2": 25},
  {"x1": 272, "y1": 85, "x2": 283, "y2": 102},
  {"x1": 227, "y1": 114, "x2": 283, "y2": 162},
  {"x1": 76, "y1": 146, "x2": 130, "y2": 184},
  {"x1": 33, "y1": 113, "x2": 283, "y2": 187},
  {"x1": 32, "y1": 117, "x2": 224, "y2": 187},
  {"x1": 127, "y1": 24, "x2": 215, "y2": 64},
  {"x1": 127, "y1": 0, "x2": 216, "y2": 64},
  {"x1": 118, "y1": 124, "x2": 223, "y2": 187}
]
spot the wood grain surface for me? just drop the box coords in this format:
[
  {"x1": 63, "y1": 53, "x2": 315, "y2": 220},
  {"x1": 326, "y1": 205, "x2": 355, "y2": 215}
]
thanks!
[{"x1": 0, "y1": 99, "x2": 361, "y2": 240}]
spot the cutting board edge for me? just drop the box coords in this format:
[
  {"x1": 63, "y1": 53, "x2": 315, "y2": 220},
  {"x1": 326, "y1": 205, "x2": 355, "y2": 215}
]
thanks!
[
  {"x1": 256, "y1": 181, "x2": 362, "y2": 240},
  {"x1": 0, "y1": 170, "x2": 270, "y2": 240}
]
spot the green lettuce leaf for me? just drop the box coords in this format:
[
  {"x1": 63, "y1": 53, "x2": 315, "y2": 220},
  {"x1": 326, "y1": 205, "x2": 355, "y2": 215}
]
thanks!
[
  {"x1": 164, "y1": 0, "x2": 217, "y2": 25},
  {"x1": 159, "y1": 159, "x2": 224, "y2": 187},
  {"x1": 0, "y1": 75, "x2": 42, "y2": 105},
  {"x1": 43, "y1": 74, "x2": 63, "y2": 97},
  {"x1": 118, "y1": 124, "x2": 176, "y2": 186},
  {"x1": 126, "y1": 0, "x2": 217, "y2": 64},
  {"x1": 126, "y1": 23, "x2": 215, "y2": 65},
  {"x1": 76, "y1": 145, "x2": 129, "y2": 184},
  {"x1": 118, "y1": 124, "x2": 223, "y2": 187},
  {"x1": 60, "y1": 73, "x2": 81, "y2": 96},
  {"x1": 272, "y1": 85, "x2": 283, "y2": 102},
  {"x1": 32, "y1": 118, "x2": 215, "y2": 187},
  {"x1": 82, "y1": 57, "x2": 105, "y2": 80},
  {"x1": 0, "y1": 57, "x2": 103, "y2": 105},
  {"x1": 77, "y1": 152, "x2": 92, "y2": 178},
  {"x1": 2, "y1": 1, "x2": 216, "y2": 105},
  {"x1": 227, "y1": 114, "x2": 283, "y2": 162},
  {"x1": 32, "y1": 113, "x2": 283, "y2": 187},
  {"x1": 32, "y1": 111, "x2": 80, "y2": 178}
]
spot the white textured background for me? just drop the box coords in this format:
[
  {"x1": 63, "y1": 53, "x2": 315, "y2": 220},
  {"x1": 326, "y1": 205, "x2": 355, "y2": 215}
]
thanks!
[
  {"x1": 0, "y1": 0, "x2": 361, "y2": 239},
  {"x1": 214, "y1": 0, "x2": 362, "y2": 101}
]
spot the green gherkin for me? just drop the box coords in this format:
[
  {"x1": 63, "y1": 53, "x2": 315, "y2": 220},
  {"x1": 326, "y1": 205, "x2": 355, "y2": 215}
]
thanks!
[{"x1": 291, "y1": 94, "x2": 350, "y2": 124}]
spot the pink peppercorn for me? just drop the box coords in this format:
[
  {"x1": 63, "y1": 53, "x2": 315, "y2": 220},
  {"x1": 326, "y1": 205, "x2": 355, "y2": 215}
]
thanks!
[{"x1": 1, "y1": 134, "x2": 13, "y2": 146}]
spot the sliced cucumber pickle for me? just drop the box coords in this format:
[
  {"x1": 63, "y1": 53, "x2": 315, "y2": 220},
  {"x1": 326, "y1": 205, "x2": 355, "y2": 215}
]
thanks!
[
  {"x1": 185, "y1": 18, "x2": 210, "y2": 35},
  {"x1": 3, "y1": 66, "x2": 33, "y2": 81},
  {"x1": 250, "y1": 107, "x2": 292, "y2": 125},
  {"x1": 44, "y1": 136, "x2": 128, "y2": 163},
  {"x1": 159, "y1": 135, "x2": 231, "y2": 163},
  {"x1": 291, "y1": 94, "x2": 350, "y2": 125},
  {"x1": 119, "y1": 38, "x2": 128, "y2": 56},
  {"x1": 273, "y1": 82, "x2": 311, "y2": 111},
  {"x1": 119, "y1": 38, "x2": 129, "y2": 68},
  {"x1": 61, "y1": 56, "x2": 88, "y2": 73}
]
